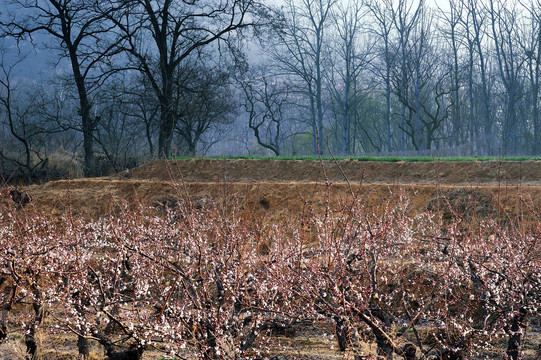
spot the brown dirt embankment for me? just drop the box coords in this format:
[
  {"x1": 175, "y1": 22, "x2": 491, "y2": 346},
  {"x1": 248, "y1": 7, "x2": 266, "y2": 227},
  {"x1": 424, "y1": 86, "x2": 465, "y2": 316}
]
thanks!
[
  {"x1": 5, "y1": 159, "x2": 541, "y2": 219},
  {"x1": 118, "y1": 159, "x2": 541, "y2": 185}
]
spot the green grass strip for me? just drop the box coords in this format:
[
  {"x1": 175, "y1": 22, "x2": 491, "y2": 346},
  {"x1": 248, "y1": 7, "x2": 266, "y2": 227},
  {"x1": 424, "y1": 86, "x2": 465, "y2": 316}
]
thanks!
[{"x1": 172, "y1": 155, "x2": 541, "y2": 162}]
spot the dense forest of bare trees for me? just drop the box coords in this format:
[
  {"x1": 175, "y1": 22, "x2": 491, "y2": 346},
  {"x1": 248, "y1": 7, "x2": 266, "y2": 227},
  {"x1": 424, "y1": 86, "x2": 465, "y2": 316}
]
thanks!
[{"x1": 1, "y1": 0, "x2": 541, "y2": 178}]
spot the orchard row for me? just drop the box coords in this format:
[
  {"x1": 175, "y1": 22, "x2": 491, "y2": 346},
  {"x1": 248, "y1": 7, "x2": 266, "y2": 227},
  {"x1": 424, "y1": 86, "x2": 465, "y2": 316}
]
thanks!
[{"x1": 1, "y1": 193, "x2": 540, "y2": 359}]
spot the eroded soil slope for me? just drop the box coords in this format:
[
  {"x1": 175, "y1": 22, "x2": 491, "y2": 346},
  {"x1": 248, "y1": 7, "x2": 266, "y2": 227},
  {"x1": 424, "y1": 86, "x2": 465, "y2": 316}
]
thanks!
[
  {"x1": 5, "y1": 159, "x2": 541, "y2": 219},
  {"x1": 119, "y1": 158, "x2": 541, "y2": 184}
]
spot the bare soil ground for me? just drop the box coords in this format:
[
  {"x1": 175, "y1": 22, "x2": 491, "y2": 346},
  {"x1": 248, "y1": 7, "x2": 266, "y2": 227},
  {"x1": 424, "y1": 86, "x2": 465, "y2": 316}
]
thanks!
[
  {"x1": 7, "y1": 159, "x2": 541, "y2": 220},
  {"x1": 121, "y1": 159, "x2": 541, "y2": 184}
]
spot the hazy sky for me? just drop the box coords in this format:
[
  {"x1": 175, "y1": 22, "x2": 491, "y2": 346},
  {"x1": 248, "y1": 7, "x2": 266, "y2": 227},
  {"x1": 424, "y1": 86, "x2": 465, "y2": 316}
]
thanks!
[{"x1": 1, "y1": 34, "x2": 58, "y2": 80}]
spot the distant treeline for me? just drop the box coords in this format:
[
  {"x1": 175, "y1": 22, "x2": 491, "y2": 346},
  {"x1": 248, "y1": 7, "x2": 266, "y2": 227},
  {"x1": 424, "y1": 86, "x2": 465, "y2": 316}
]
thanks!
[{"x1": 1, "y1": 0, "x2": 541, "y2": 179}]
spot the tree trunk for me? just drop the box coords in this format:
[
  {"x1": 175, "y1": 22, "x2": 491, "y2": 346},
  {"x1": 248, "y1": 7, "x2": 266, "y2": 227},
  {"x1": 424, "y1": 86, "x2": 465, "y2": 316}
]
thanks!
[
  {"x1": 0, "y1": 292, "x2": 12, "y2": 341},
  {"x1": 342, "y1": 72, "x2": 351, "y2": 155},
  {"x1": 310, "y1": 88, "x2": 318, "y2": 156},
  {"x1": 467, "y1": 40, "x2": 476, "y2": 154},
  {"x1": 334, "y1": 316, "x2": 350, "y2": 352},
  {"x1": 82, "y1": 117, "x2": 96, "y2": 177},
  {"x1": 532, "y1": 23, "x2": 541, "y2": 154},
  {"x1": 26, "y1": 282, "x2": 44, "y2": 360},
  {"x1": 158, "y1": 105, "x2": 175, "y2": 158},
  {"x1": 68, "y1": 44, "x2": 96, "y2": 177},
  {"x1": 451, "y1": 18, "x2": 461, "y2": 148},
  {"x1": 96, "y1": 334, "x2": 144, "y2": 360},
  {"x1": 385, "y1": 64, "x2": 392, "y2": 153},
  {"x1": 77, "y1": 335, "x2": 90, "y2": 359},
  {"x1": 471, "y1": 2, "x2": 492, "y2": 155},
  {"x1": 505, "y1": 307, "x2": 527, "y2": 360}
]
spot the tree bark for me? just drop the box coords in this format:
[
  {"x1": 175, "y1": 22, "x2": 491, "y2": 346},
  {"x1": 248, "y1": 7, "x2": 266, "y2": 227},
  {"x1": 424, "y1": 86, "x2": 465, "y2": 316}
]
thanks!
[{"x1": 505, "y1": 307, "x2": 527, "y2": 360}]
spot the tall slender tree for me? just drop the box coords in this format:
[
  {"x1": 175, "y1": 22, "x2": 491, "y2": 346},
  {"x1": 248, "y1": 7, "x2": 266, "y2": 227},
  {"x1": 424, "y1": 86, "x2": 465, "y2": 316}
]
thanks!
[
  {"x1": 328, "y1": 0, "x2": 368, "y2": 155},
  {"x1": 520, "y1": 0, "x2": 541, "y2": 154},
  {"x1": 272, "y1": 0, "x2": 337, "y2": 155},
  {"x1": 389, "y1": 0, "x2": 424, "y2": 151},
  {"x1": 488, "y1": 0, "x2": 524, "y2": 154},
  {"x1": 437, "y1": 0, "x2": 466, "y2": 148},
  {"x1": 368, "y1": 0, "x2": 395, "y2": 152},
  {"x1": 463, "y1": 0, "x2": 494, "y2": 154}
]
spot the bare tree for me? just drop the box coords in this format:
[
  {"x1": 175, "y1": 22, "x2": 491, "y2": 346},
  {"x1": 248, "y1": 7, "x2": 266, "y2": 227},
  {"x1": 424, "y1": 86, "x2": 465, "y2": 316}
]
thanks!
[
  {"x1": 487, "y1": 0, "x2": 525, "y2": 154},
  {"x1": 240, "y1": 67, "x2": 291, "y2": 156},
  {"x1": 437, "y1": 0, "x2": 467, "y2": 148},
  {"x1": 92, "y1": 75, "x2": 150, "y2": 173},
  {"x1": 388, "y1": 0, "x2": 451, "y2": 151},
  {"x1": 327, "y1": 0, "x2": 371, "y2": 155},
  {"x1": 1, "y1": 0, "x2": 124, "y2": 177},
  {"x1": 388, "y1": 0, "x2": 425, "y2": 151},
  {"x1": 0, "y1": 55, "x2": 61, "y2": 181},
  {"x1": 368, "y1": 0, "x2": 395, "y2": 152},
  {"x1": 461, "y1": 0, "x2": 495, "y2": 154},
  {"x1": 120, "y1": 74, "x2": 160, "y2": 158},
  {"x1": 520, "y1": 0, "x2": 541, "y2": 154},
  {"x1": 272, "y1": 0, "x2": 337, "y2": 155},
  {"x1": 109, "y1": 0, "x2": 267, "y2": 158},
  {"x1": 174, "y1": 58, "x2": 236, "y2": 156}
]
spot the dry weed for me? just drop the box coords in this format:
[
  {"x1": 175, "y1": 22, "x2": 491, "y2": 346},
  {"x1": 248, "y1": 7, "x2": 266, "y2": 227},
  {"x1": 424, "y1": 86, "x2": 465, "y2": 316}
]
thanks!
[{"x1": 0, "y1": 335, "x2": 27, "y2": 360}]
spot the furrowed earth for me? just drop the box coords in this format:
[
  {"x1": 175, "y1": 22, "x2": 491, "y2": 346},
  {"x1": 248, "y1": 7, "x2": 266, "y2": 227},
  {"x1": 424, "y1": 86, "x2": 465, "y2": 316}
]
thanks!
[{"x1": 1, "y1": 159, "x2": 541, "y2": 359}]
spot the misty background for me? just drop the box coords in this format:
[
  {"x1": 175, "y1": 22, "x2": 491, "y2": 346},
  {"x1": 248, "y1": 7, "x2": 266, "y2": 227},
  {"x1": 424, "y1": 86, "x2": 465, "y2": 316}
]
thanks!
[{"x1": 1, "y1": 0, "x2": 540, "y2": 180}]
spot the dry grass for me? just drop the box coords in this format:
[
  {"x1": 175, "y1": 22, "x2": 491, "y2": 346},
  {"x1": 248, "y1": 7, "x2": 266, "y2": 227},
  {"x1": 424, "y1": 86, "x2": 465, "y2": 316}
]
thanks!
[
  {"x1": 0, "y1": 159, "x2": 534, "y2": 222},
  {"x1": 5, "y1": 158, "x2": 541, "y2": 222},
  {"x1": 14, "y1": 177, "x2": 541, "y2": 225},
  {"x1": 0, "y1": 335, "x2": 26, "y2": 360}
]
